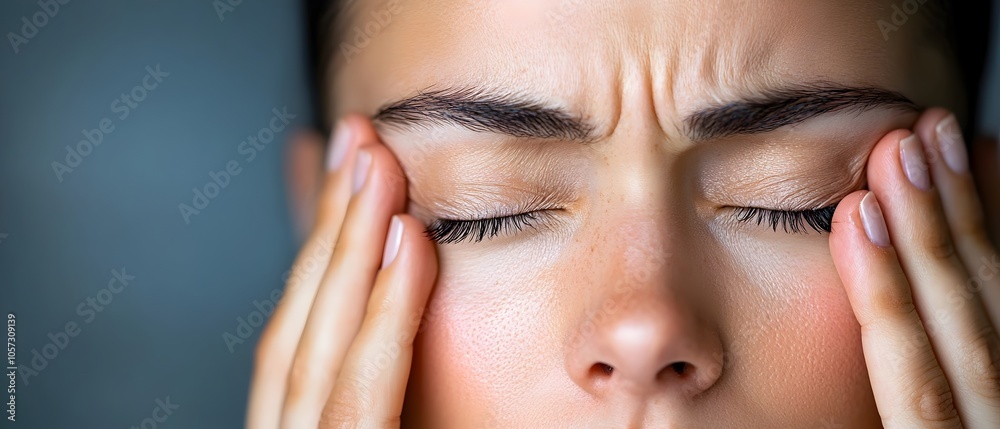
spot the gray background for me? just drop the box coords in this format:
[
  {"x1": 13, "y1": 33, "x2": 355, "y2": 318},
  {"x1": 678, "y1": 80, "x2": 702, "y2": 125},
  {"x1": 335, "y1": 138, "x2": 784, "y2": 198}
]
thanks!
[
  {"x1": 1, "y1": 1, "x2": 308, "y2": 427},
  {"x1": 0, "y1": 1, "x2": 997, "y2": 428}
]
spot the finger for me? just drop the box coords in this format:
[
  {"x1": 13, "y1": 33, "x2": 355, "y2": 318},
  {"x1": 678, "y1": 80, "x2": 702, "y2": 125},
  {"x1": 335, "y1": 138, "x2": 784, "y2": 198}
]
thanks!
[
  {"x1": 868, "y1": 129, "x2": 1000, "y2": 427},
  {"x1": 913, "y1": 109, "x2": 1000, "y2": 328},
  {"x1": 280, "y1": 138, "x2": 408, "y2": 428},
  {"x1": 830, "y1": 191, "x2": 962, "y2": 428},
  {"x1": 247, "y1": 117, "x2": 367, "y2": 429},
  {"x1": 321, "y1": 214, "x2": 438, "y2": 429},
  {"x1": 284, "y1": 129, "x2": 327, "y2": 240}
]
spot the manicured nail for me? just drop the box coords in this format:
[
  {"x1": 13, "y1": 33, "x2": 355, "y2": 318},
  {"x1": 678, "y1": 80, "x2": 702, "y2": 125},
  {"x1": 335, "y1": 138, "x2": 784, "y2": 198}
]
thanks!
[
  {"x1": 382, "y1": 215, "x2": 403, "y2": 269},
  {"x1": 860, "y1": 192, "x2": 891, "y2": 248},
  {"x1": 899, "y1": 134, "x2": 930, "y2": 190},
  {"x1": 326, "y1": 120, "x2": 352, "y2": 171},
  {"x1": 352, "y1": 149, "x2": 371, "y2": 194},
  {"x1": 936, "y1": 114, "x2": 968, "y2": 174}
]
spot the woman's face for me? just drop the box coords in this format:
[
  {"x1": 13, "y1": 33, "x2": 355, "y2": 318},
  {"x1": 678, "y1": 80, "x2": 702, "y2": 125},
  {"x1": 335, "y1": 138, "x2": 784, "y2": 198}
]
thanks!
[{"x1": 328, "y1": 0, "x2": 956, "y2": 426}]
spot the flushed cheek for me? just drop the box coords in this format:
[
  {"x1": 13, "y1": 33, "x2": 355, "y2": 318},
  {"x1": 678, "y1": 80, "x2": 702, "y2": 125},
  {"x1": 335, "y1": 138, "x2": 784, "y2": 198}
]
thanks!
[
  {"x1": 732, "y1": 245, "x2": 878, "y2": 426},
  {"x1": 409, "y1": 256, "x2": 567, "y2": 425},
  {"x1": 764, "y1": 284, "x2": 873, "y2": 424}
]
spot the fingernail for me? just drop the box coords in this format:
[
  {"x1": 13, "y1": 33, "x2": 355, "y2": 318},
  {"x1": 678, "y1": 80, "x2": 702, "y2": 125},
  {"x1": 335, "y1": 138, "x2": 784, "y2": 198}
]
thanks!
[
  {"x1": 899, "y1": 134, "x2": 931, "y2": 190},
  {"x1": 382, "y1": 215, "x2": 403, "y2": 269},
  {"x1": 352, "y1": 149, "x2": 371, "y2": 194},
  {"x1": 860, "y1": 192, "x2": 891, "y2": 248},
  {"x1": 936, "y1": 114, "x2": 968, "y2": 174},
  {"x1": 326, "y1": 120, "x2": 352, "y2": 171}
]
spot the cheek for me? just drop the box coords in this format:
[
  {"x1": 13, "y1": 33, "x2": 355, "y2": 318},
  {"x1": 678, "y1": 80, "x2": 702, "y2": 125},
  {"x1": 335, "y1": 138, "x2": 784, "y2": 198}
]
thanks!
[
  {"x1": 407, "y1": 248, "x2": 568, "y2": 425},
  {"x1": 727, "y1": 237, "x2": 879, "y2": 425},
  {"x1": 407, "y1": 227, "x2": 881, "y2": 426}
]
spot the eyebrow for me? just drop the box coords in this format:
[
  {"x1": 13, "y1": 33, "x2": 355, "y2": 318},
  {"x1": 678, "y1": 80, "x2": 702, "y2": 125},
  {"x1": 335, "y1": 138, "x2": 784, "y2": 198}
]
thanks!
[
  {"x1": 685, "y1": 83, "x2": 919, "y2": 141},
  {"x1": 373, "y1": 87, "x2": 595, "y2": 141},
  {"x1": 373, "y1": 82, "x2": 918, "y2": 142}
]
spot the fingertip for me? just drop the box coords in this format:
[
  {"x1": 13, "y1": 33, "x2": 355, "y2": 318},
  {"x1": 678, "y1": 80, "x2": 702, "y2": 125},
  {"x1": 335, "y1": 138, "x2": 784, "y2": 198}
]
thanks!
[
  {"x1": 832, "y1": 191, "x2": 867, "y2": 230},
  {"x1": 867, "y1": 128, "x2": 911, "y2": 180},
  {"x1": 376, "y1": 214, "x2": 439, "y2": 317},
  {"x1": 911, "y1": 107, "x2": 953, "y2": 157},
  {"x1": 830, "y1": 190, "x2": 867, "y2": 251},
  {"x1": 313, "y1": 118, "x2": 365, "y2": 224},
  {"x1": 342, "y1": 113, "x2": 382, "y2": 147},
  {"x1": 326, "y1": 119, "x2": 354, "y2": 172},
  {"x1": 829, "y1": 191, "x2": 900, "y2": 303},
  {"x1": 324, "y1": 114, "x2": 380, "y2": 174},
  {"x1": 391, "y1": 214, "x2": 439, "y2": 278},
  {"x1": 381, "y1": 215, "x2": 404, "y2": 269},
  {"x1": 859, "y1": 192, "x2": 892, "y2": 249},
  {"x1": 357, "y1": 143, "x2": 408, "y2": 210}
]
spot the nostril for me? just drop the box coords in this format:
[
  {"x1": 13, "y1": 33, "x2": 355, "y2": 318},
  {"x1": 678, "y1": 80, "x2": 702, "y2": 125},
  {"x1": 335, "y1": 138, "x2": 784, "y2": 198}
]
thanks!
[
  {"x1": 592, "y1": 362, "x2": 614, "y2": 376},
  {"x1": 671, "y1": 362, "x2": 687, "y2": 375}
]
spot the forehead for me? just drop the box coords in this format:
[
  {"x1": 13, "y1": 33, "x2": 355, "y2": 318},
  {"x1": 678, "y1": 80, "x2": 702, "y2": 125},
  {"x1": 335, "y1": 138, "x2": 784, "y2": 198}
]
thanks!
[{"x1": 332, "y1": 0, "x2": 915, "y2": 119}]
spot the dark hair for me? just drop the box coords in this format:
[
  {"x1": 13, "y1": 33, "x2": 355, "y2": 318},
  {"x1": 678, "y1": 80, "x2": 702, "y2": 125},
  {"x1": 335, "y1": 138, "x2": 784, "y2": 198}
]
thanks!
[
  {"x1": 304, "y1": 0, "x2": 993, "y2": 135},
  {"x1": 942, "y1": 0, "x2": 993, "y2": 134},
  {"x1": 304, "y1": 0, "x2": 332, "y2": 131}
]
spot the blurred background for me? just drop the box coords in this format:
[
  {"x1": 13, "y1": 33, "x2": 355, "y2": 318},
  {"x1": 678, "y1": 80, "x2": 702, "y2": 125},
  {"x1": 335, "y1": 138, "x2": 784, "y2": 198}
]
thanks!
[{"x1": 0, "y1": 1, "x2": 997, "y2": 428}]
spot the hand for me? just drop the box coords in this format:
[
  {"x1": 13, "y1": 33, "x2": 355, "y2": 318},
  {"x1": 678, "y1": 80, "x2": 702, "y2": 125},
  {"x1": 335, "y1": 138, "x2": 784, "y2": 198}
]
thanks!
[
  {"x1": 246, "y1": 115, "x2": 439, "y2": 428},
  {"x1": 830, "y1": 108, "x2": 1000, "y2": 428}
]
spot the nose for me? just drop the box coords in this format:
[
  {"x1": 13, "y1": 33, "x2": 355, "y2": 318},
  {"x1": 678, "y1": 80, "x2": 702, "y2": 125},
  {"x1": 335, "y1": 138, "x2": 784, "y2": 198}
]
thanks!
[{"x1": 566, "y1": 290, "x2": 724, "y2": 399}]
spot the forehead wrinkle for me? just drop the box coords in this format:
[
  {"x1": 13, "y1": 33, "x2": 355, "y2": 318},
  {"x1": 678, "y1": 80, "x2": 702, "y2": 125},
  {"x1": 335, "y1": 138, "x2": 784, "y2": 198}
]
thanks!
[
  {"x1": 336, "y1": 0, "x2": 931, "y2": 147},
  {"x1": 664, "y1": 2, "x2": 789, "y2": 122}
]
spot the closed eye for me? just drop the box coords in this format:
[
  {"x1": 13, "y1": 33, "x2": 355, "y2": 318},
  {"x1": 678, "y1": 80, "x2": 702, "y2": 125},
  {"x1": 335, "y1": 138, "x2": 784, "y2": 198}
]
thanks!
[
  {"x1": 733, "y1": 205, "x2": 838, "y2": 233},
  {"x1": 425, "y1": 203, "x2": 838, "y2": 244},
  {"x1": 425, "y1": 211, "x2": 547, "y2": 244}
]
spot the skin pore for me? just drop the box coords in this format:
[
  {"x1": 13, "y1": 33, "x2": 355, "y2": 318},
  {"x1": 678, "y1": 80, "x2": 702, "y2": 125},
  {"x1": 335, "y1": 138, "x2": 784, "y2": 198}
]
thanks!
[{"x1": 321, "y1": 0, "x2": 962, "y2": 427}]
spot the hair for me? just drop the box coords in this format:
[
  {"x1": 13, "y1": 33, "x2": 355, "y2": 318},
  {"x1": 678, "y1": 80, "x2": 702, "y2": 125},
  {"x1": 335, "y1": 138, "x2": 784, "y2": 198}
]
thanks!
[
  {"x1": 942, "y1": 0, "x2": 993, "y2": 134},
  {"x1": 303, "y1": 0, "x2": 993, "y2": 137}
]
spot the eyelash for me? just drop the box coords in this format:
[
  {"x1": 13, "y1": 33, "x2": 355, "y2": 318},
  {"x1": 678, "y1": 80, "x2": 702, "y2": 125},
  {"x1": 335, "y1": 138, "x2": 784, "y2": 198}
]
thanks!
[
  {"x1": 425, "y1": 211, "x2": 545, "y2": 244},
  {"x1": 425, "y1": 203, "x2": 838, "y2": 244},
  {"x1": 733, "y1": 205, "x2": 838, "y2": 234}
]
